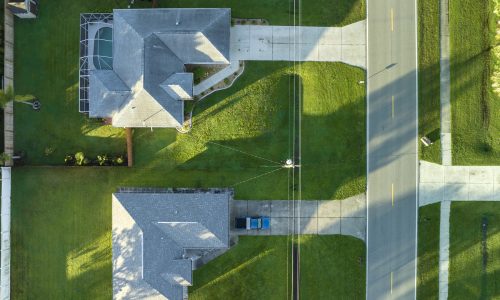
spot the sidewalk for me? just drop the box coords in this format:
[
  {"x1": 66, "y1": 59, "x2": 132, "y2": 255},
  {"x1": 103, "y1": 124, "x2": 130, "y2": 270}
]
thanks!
[
  {"x1": 3, "y1": 7, "x2": 14, "y2": 166},
  {"x1": 230, "y1": 21, "x2": 366, "y2": 68},
  {"x1": 440, "y1": 0, "x2": 452, "y2": 165},
  {"x1": 230, "y1": 194, "x2": 366, "y2": 241}
]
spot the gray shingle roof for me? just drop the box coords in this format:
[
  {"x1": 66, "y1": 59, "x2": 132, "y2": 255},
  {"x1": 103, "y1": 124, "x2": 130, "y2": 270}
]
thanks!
[
  {"x1": 88, "y1": 8, "x2": 230, "y2": 127},
  {"x1": 112, "y1": 190, "x2": 231, "y2": 300}
]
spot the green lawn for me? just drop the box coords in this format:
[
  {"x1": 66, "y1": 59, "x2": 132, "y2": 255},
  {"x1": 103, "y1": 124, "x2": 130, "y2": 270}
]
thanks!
[
  {"x1": 189, "y1": 236, "x2": 291, "y2": 299},
  {"x1": 449, "y1": 201, "x2": 500, "y2": 299},
  {"x1": 14, "y1": 0, "x2": 366, "y2": 200},
  {"x1": 417, "y1": 0, "x2": 441, "y2": 163},
  {"x1": 299, "y1": 235, "x2": 366, "y2": 299},
  {"x1": 11, "y1": 1, "x2": 368, "y2": 299},
  {"x1": 136, "y1": 0, "x2": 366, "y2": 27},
  {"x1": 11, "y1": 168, "x2": 367, "y2": 299},
  {"x1": 417, "y1": 203, "x2": 440, "y2": 300},
  {"x1": 450, "y1": 0, "x2": 500, "y2": 165}
]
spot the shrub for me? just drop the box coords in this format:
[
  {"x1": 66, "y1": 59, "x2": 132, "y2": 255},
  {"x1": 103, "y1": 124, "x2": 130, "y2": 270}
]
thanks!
[
  {"x1": 113, "y1": 155, "x2": 125, "y2": 166},
  {"x1": 64, "y1": 155, "x2": 74, "y2": 165},
  {"x1": 97, "y1": 154, "x2": 109, "y2": 166},
  {"x1": 0, "y1": 153, "x2": 10, "y2": 166},
  {"x1": 74, "y1": 152, "x2": 85, "y2": 166}
]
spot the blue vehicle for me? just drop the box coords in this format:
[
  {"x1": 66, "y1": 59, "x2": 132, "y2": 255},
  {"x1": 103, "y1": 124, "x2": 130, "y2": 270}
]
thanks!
[{"x1": 235, "y1": 216, "x2": 270, "y2": 230}]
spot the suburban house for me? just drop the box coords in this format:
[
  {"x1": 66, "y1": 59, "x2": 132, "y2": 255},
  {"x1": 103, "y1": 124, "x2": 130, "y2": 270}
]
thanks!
[
  {"x1": 79, "y1": 8, "x2": 231, "y2": 128},
  {"x1": 112, "y1": 189, "x2": 232, "y2": 300},
  {"x1": 7, "y1": 0, "x2": 39, "y2": 18}
]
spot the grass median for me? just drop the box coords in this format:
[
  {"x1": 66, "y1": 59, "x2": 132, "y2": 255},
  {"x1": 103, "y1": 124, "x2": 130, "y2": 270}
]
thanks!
[
  {"x1": 417, "y1": 203, "x2": 440, "y2": 300},
  {"x1": 417, "y1": 0, "x2": 441, "y2": 163}
]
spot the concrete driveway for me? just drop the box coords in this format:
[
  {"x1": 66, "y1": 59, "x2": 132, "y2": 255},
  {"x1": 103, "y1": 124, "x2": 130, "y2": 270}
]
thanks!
[
  {"x1": 230, "y1": 20, "x2": 366, "y2": 68},
  {"x1": 419, "y1": 161, "x2": 500, "y2": 205},
  {"x1": 230, "y1": 194, "x2": 366, "y2": 241}
]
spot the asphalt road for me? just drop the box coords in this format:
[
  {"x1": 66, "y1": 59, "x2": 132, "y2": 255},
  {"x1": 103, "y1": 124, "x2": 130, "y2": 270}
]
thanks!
[{"x1": 366, "y1": 0, "x2": 419, "y2": 299}]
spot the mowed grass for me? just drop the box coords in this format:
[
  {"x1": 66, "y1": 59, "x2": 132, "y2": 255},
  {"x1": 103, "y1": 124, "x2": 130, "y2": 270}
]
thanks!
[
  {"x1": 299, "y1": 235, "x2": 366, "y2": 299},
  {"x1": 189, "y1": 236, "x2": 291, "y2": 299},
  {"x1": 14, "y1": 0, "x2": 366, "y2": 200},
  {"x1": 135, "y1": 0, "x2": 366, "y2": 27},
  {"x1": 13, "y1": 0, "x2": 365, "y2": 164},
  {"x1": 11, "y1": 168, "x2": 367, "y2": 299},
  {"x1": 417, "y1": 0, "x2": 441, "y2": 163},
  {"x1": 449, "y1": 202, "x2": 500, "y2": 299},
  {"x1": 417, "y1": 203, "x2": 440, "y2": 300},
  {"x1": 133, "y1": 62, "x2": 366, "y2": 200},
  {"x1": 450, "y1": 0, "x2": 500, "y2": 164}
]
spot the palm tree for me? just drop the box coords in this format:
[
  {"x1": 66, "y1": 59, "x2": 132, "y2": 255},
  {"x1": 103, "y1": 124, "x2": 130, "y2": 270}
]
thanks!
[{"x1": 0, "y1": 85, "x2": 38, "y2": 109}]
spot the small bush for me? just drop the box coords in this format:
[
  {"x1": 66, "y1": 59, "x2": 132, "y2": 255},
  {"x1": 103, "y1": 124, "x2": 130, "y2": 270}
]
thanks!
[
  {"x1": 97, "y1": 154, "x2": 109, "y2": 166},
  {"x1": 74, "y1": 152, "x2": 85, "y2": 166},
  {"x1": 113, "y1": 155, "x2": 125, "y2": 166},
  {"x1": 64, "y1": 155, "x2": 74, "y2": 165}
]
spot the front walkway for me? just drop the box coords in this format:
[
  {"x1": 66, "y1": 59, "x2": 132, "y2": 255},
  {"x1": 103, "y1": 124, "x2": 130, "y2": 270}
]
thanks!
[
  {"x1": 230, "y1": 21, "x2": 366, "y2": 68},
  {"x1": 230, "y1": 194, "x2": 366, "y2": 241}
]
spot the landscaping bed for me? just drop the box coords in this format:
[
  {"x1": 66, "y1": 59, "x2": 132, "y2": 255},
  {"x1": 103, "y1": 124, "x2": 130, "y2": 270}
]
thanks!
[
  {"x1": 450, "y1": 0, "x2": 500, "y2": 165},
  {"x1": 449, "y1": 202, "x2": 500, "y2": 299},
  {"x1": 417, "y1": 203, "x2": 440, "y2": 300}
]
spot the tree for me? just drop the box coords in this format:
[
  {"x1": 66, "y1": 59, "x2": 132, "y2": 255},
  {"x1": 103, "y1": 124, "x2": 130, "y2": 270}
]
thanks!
[{"x1": 0, "y1": 85, "x2": 36, "y2": 109}]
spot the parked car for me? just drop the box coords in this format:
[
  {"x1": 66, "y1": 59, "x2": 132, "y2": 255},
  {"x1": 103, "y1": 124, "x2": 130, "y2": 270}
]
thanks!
[{"x1": 235, "y1": 216, "x2": 270, "y2": 230}]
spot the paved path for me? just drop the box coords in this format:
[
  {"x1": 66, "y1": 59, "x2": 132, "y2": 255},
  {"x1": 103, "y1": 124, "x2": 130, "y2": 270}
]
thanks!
[
  {"x1": 1, "y1": 167, "x2": 11, "y2": 300},
  {"x1": 230, "y1": 194, "x2": 366, "y2": 241},
  {"x1": 440, "y1": 0, "x2": 452, "y2": 166},
  {"x1": 193, "y1": 61, "x2": 241, "y2": 96},
  {"x1": 419, "y1": 161, "x2": 500, "y2": 206},
  {"x1": 230, "y1": 21, "x2": 366, "y2": 68},
  {"x1": 438, "y1": 200, "x2": 450, "y2": 300},
  {"x1": 366, "y1": 0, "x2": 419, "y2": 298},
  {"x1": 3, "y1": 7, "x2": 14, "y2": 166}
]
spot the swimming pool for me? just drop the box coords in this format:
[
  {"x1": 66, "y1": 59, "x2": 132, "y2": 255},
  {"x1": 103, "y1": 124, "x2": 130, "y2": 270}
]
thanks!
[{"x1": 93, "y1": 27, "x2": 113, "y2": 70}]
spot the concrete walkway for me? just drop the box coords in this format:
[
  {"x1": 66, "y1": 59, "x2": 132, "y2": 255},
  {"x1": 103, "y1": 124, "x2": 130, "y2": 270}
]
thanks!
[
  {"x1": 438, "y1": 200, "x2": 450, "y2": 300},
  {"x1": 230, "y1": 194, "x2": 366, "y2": 241},
  {"x1": 419, "y1": 161, "x2": 500, "y2": 206},
  {"x1": 3, "y1": 7, "x2": 14, "y2": 166},
  {"x1": 440, "y1": 0, "x2": 452, "y2": 165},
  {"x1": 230, "y1": 21, "x2": 366, "y2": 68}
]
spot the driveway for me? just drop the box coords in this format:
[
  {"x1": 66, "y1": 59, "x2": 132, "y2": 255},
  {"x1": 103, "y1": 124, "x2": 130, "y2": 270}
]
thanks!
[
  {"x1": 419, "y1": 161, "x2": 500, "y2": 205},
  {"x1": 230, "y1": 194, "x2": 366, "y2": 241},
  {"x1": 230, "y1": 21, "x2": 366, "y2": 68}
]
